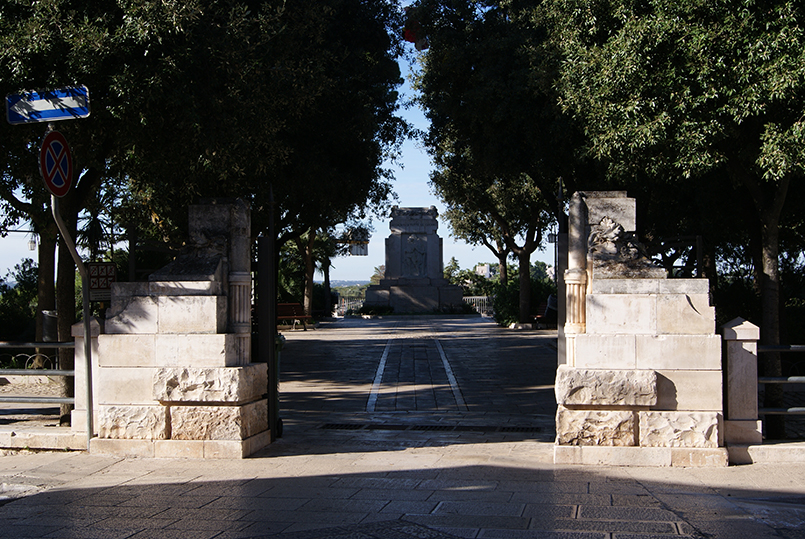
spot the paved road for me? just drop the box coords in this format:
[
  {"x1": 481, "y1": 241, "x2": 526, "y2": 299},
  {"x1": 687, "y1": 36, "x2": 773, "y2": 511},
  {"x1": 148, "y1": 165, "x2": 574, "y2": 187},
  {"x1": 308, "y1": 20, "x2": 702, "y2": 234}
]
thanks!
[{"x1": 0, "y1": 315, "x2": 805, "y2": 539}]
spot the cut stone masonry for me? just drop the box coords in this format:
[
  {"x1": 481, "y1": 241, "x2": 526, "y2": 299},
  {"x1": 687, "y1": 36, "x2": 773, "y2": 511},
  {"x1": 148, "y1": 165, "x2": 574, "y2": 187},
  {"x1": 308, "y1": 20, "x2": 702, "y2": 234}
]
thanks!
[
  {"x1": 556, "y1": 191, "x2": 729, "y2": 466},
  {"x1": 73, "y1": 199, "x2": 269, "y2": 458}
]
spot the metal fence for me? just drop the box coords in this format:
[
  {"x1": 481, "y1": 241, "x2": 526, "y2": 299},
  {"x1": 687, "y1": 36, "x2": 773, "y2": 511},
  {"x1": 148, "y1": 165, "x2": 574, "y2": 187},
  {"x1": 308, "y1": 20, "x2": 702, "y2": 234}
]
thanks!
[
  {"x1": 0, "y1": 341, "x2": 75, "y2": 405},
  {"x1": 336, "y1": 296, "x2": 364, "y2": 316},
  {"x1": 464, "y1": 296, "x2": 493, "y2": 314},
  {"x1": 758, "y1": 344, "x2": 805, "y2": 416}
]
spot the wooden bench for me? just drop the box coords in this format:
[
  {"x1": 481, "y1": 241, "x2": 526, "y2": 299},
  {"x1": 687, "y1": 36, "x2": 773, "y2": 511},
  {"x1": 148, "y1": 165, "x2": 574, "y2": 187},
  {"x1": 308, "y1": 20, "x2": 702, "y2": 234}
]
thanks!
[
  {"x1": 277, "y1": 303, "x2": 313, "y2": 330},
  {"x1": 533, "y1": 299, "x2": 558, "y2": 329}
]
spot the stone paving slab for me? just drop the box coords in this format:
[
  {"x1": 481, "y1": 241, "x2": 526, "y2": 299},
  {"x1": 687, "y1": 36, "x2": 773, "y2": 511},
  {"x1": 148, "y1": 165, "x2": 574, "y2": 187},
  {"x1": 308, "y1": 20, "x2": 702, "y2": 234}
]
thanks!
[{"x1": 0, "y1": 316, "x2": 805, "y2": 538}]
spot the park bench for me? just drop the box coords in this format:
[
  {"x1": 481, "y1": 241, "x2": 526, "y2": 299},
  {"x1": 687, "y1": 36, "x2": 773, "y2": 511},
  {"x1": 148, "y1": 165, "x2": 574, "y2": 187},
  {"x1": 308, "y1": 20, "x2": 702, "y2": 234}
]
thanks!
[
  {"x1": 533, "y1": 296, "x2": 558, "y2": 329},
  {"x1": 277, "y1": 303, "x2": 313, "y2": 330}
]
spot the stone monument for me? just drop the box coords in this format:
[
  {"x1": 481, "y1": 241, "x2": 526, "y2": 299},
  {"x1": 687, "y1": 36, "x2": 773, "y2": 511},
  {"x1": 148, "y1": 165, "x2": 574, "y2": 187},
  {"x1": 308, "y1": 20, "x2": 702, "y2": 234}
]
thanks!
[
  {"x1": 556, "y1": 191, "x2": 730, "y2": 466},
  {"x1": 72, "y1": 199, "x2": 269, "y2": 458},
  {"x1": 364, "y1": 206, "x2": 463, "y2": 313}
]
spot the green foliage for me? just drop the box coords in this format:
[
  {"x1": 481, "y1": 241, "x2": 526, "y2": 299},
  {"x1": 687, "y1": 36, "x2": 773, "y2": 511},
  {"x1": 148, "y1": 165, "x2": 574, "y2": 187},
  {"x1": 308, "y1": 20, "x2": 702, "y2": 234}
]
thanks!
[
  {"x1": 491, "y1": 265, "x2": 557, "y2": 327},
  {"x1": 444, "y1": 257, "x2": 461, "y2": 281},
  {"x1": 370, "y1": 265, "x2": 385, "y2": 286},
  {"x1": 0, "y1": 259, "x2": 38, "y2": 341},
  {"x1": 0, "y1": 0, "x2": 406, "y2": 335},
  {"x1": 332, "y1": 283, "x2": 370, "y2": 299}
]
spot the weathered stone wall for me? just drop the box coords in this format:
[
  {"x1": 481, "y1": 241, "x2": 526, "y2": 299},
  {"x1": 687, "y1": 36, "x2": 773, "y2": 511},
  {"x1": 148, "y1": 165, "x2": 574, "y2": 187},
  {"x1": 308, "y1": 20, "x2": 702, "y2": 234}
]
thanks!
[
  {"x1": 73, "y1": 200, "x2": 270, "y2": 458},
  {"x1": 556, "y1": 192, "x2": 728, "y2": 467}
]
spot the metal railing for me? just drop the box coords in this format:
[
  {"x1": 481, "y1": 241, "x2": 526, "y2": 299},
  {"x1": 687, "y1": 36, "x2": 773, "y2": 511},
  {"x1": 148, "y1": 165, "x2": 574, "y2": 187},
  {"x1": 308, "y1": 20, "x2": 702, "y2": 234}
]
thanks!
[
  {"x1": 757, "y1": 344, "x2": 805, "y2": 415},
  {"x1": 464, "y1": 296, "x2": 493, "y2": 314},
  {"x1": 336, "y1": 296, "x2": 364, "y2": 316},
  {"x1": 0, "y1": 341, "x2": 75, "y2": 405}
]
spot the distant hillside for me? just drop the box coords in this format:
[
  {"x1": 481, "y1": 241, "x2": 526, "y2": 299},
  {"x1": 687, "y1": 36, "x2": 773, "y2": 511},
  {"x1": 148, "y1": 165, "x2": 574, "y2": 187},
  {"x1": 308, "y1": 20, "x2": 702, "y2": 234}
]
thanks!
[{"x1": 321, "y1": 280, "x2": 370, "y2": 287}]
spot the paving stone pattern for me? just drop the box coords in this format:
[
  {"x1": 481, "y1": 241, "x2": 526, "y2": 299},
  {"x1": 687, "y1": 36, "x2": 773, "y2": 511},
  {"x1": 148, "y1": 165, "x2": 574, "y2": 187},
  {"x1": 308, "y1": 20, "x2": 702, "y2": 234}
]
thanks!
[{"x1": 0, "y1": 316, "x2": 805, "y2": 539}]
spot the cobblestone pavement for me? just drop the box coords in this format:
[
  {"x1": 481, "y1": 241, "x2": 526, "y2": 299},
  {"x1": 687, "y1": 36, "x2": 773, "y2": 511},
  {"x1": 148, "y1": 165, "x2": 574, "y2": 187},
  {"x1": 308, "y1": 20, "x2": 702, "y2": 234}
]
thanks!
[{"x1": 0, "y1": 315, "x2": 805, "y2": 539}]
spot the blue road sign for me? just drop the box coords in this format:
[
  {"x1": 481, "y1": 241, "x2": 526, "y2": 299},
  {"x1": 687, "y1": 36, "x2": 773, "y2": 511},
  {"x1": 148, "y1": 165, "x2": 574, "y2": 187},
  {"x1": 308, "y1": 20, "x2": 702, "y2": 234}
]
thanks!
[{"x1": 6, "y1": 86, "x2": 90, "y2": 125}]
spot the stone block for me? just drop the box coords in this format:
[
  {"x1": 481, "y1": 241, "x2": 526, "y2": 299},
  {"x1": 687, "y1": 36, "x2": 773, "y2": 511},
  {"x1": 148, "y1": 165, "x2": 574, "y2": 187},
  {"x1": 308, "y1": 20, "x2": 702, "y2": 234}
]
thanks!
[
  {"x1": 108, "y1": 282, "x2": 149, "y2": 311},
  {"x1": 556, "y1": 407, "x2": 636, "y2": 446},
  {"x1": 154, "y1": 439, "x2": 205, "y2": 459},
  {"x1": 0, "y1": 429, "x2": 85, "y2": 451},
  {"x1": 591, "y1": 279, "x2": 661, "y2": 295},
  {"x1": 656, "y1": 294, "x2": 715, "y2": 335},
  {"x1": 721, "y1": 317, "x2": 760, "y2": 341},
  {"x1": 655, "y1": 370, "x2": 723, "y2": 412},
  {"x1": 554, "y1": 445, "x2": 671, "y2": 467},
  {"x1": 155, "y1": 334, "x2": 240, "y2": 367},
  {"x1": 724, "y1": 420, "x2": 763, "y2": 444},
  {"x1": 98, "y1": 335, "x2": 156, "y2": 367},
  {"x1": 96, "y1": 367, "x2": 156, "y2": 405},
  {"x1": 153, "y1": 364, "x2": 267, "y2": 403},
  {"x1": 148, "y1": 280, "x2": 223, "y2": 296},
  {"x1": 586, "y1": 294, "x2": 656, "y2": 335},
  {"x1": 204, "y1": 439, "x2": 249, "y2": 459},
  {"x1": 246, "y1": 430, "x2": 271, "y2": 456},
  {"x1": 725, "y1": 340, "x2": 759, "y2": 420},
  {"x1": 638, "y1": 412, "x2": 720, "y2": 448},
  {"x1": 585, "y1": 194, "x2": 636, "y2": 231},
  {"x1": 97, "y1": 405, "x2": 168, "y2": 440},
  {"x1": 555, "y1": 366, "x2": 657, "y2": 407},
  {"x1": 169, "y1": 400, "x2": 268, "y2": 440},
  {"x1": 659, "y1": 279, "x2": 710, "y2": 295},
  {"x1": 105, "y1": 296, "x2": 158, "y2": 334},
  {"x1": 670, "y1": 448, "x2": 729, "y2": 467},
  {"x1": 574, "y1": 334, "x2": 636, "y2": 369},
  {"x1": 90, "y1": 438, "x2": 155, "y2": 458},
  {"x1": 158, "y1": 295, "x2": 227, "y2": 334},
  {"x1": 636, "y1": 335, "x2": 721, "y2": 370},
  {"x1": 390, "y1": 285, "x2": 439, "y2": 313},
  {"x1": 438, "y1": 285, "x2": 465, "y2": 309},
  {"x1": 364, "y1": 287, "x2": 389, "y2": 306},
  {"x1": 728, "y1": 442, "x2": 805, "y2": 465}
]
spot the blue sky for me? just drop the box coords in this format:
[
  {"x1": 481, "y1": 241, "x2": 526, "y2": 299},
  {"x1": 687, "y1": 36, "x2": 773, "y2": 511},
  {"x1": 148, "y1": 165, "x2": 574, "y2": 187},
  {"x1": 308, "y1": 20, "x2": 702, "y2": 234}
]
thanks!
[{"x1": 0, "y1": 61, "x2": 554, "y2": 284}]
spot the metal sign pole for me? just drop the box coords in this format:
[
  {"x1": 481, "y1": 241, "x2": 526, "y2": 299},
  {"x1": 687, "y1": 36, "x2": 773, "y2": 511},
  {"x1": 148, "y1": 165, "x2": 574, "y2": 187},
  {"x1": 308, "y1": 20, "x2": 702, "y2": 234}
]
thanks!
[{"x1": 51, "y1": 195, "x2": 93, "y2": 449}]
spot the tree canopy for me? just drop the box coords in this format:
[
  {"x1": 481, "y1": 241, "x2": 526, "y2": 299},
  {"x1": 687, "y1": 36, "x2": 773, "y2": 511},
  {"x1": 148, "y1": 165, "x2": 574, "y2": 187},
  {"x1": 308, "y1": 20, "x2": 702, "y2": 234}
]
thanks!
[
  {"x1": 545, "y1": 0, "x2": 805, "y2": 436},
  {"x1": 411, "y1": 0, "x2": 580, "y2": 322},
  {"x1": 0, "y1": 0, "x2": 407, "y2": 336}
]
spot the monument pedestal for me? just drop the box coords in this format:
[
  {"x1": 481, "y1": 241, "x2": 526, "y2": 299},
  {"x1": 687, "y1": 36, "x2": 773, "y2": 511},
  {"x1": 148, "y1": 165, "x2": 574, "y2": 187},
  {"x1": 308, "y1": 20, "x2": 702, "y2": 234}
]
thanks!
[{"x1": 365, "y1": 207, "x2": 463, "y2": 313}]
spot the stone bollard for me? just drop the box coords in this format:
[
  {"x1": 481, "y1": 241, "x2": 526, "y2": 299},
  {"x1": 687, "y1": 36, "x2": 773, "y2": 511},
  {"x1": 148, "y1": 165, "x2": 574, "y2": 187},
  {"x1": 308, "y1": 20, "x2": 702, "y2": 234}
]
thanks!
[{"x1": 721, "y1": 317, "x2": 763, "y2": 445}]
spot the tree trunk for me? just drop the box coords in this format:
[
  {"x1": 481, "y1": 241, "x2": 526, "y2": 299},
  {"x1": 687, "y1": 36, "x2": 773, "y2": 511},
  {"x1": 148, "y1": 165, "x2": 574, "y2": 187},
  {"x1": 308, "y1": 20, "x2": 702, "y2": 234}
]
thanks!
[
  {"x1": 517, "y1": 250, "x2": 531, "y2": 324},
  {"x1": 760, "y1": 214, "x2": 785, "y2": 439},
  {"x1": 323, "y1": 258, "x2": 332, "y2": 317},
  {"x1": 498, "y1": 255, "x2": 508, "y2": 286},
  {"x1": 35, "y1": 223, "x2": 57, "y2": 342},
  {"x1": 297, "y1": 230, "x2": 317, "y2": 317}
]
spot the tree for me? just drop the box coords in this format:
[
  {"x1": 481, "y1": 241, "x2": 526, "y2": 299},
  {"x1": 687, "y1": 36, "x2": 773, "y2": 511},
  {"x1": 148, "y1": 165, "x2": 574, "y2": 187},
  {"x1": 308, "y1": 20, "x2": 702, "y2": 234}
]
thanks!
[
  {"x1": 412, "y1": 0, "x2": 586, "y2": 323},
  {"x1": 0, "y1": 0, "x2": 405, "y2": 322},
  {"x1": 546, "y1": 0, "x2": 805, "y2": 437},
  {"x1": 0, "y1": 259, "x2": 38, "y2": 342},
  {"x1": 442, "y1": 207, "x2": 511, "y2": 285},
  {"x1": 370, "y1": 265, "x2": 386, "y2": 286},
  {"x1": 1, "y1": 0, "x2": 405, "y2": 424}
]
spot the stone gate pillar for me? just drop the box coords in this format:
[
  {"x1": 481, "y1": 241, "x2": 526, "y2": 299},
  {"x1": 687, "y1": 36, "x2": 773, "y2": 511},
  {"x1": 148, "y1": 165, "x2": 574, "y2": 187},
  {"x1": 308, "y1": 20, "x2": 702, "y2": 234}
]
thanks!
[
  {"x1": 76, "y1": 199, "x2": 269, "y2": 458},
  {"x1": 555, "y1": 192, "x2": 728, "y2": 467}
]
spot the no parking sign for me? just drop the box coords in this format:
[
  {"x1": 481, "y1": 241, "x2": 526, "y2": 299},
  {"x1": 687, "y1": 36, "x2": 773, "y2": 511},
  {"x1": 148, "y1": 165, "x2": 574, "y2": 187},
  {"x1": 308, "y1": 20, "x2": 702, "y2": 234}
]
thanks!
[{"x1": 40, "y1": 130, "x2": 73, "y2": 197}]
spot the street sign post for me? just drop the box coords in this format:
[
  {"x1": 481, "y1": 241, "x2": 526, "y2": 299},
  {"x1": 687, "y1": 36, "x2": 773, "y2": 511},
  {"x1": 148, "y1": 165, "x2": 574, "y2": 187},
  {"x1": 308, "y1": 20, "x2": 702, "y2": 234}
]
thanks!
[
  {"x1": 6, "y1": 85, "x2": 90, "y2": 125},
  {"x1": 8, "y1": 83, "x2": 94, "y2": 447},
  {"x1": 40, "y1": 130, "x2": 73, "y2": 198}
]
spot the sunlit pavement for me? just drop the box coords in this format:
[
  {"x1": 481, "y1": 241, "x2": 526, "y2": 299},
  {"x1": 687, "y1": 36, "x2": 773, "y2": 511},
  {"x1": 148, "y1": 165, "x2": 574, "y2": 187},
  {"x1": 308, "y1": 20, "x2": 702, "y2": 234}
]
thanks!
[{"x1": 1, "y1": 315, "x2": 805, "y2": 538}]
